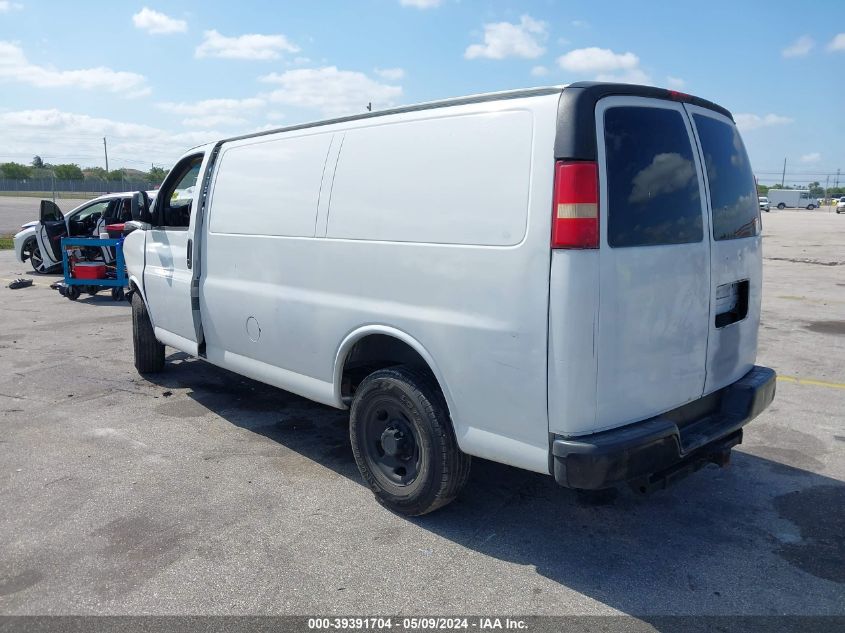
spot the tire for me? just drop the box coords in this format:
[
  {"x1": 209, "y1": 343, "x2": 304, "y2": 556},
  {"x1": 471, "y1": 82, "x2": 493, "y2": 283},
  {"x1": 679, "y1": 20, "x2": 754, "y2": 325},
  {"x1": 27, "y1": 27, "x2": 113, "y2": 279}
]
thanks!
[
  {"x1": 349, "y1": 366, "x2": 471, "y2": 516},
  {"x1": 132, "y1": 292, "x2": 165, "y2": 374},
  {"x1": 85, "y1": 286, "x2": 99, "y2": 296},
  {"x1": 807, "y1": 204, "x2": 815, "y2": 210},
  {"x1": 777, "y1": 203, "x2": 786, "y2": 209},
  {"x1": 66, "y1": 285, "x2": 80, "y2": 301},
  {"x1": 22, "y1": 237, "x2": 44, "y2": 273},
  {"x1": 111, "y1": 287, "x2": 124, "y2": 301}
]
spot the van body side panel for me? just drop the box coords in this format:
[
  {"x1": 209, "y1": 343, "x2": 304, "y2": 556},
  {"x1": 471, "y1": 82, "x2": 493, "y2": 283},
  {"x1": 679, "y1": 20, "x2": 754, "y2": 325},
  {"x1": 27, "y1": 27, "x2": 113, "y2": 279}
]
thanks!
[
  {"x1": 326, "y1": 111, "x2": 532, "y2": 246},
  {"x1": 199, "y1": 96, "x2": 559, "y2": 475},
  {"x1": 547, "y1": 251, "x2": 600, "y2": 436}
]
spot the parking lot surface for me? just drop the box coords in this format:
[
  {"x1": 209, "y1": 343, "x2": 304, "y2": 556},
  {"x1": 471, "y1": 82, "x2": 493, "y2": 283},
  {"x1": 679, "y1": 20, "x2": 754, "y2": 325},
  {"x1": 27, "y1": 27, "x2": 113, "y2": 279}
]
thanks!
[
  {"x1": 0, "y1": 210, "x2": 843, "y2": 616},
  {"x1": 0, "y1": 196, "x2": 92, "y2": 236}
]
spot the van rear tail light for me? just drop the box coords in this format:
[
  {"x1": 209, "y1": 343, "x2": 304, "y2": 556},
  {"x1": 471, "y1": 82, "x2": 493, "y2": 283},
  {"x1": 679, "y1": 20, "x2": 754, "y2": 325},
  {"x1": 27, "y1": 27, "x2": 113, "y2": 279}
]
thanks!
[{"x1": 552, "y1": 161, "x2": 599, "y2": 249}]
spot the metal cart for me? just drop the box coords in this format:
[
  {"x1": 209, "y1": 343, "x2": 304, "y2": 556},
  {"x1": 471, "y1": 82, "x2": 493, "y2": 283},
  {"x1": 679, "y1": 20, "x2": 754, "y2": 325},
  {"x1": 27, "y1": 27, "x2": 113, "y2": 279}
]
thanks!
[{"x1": 59, "y1": 236, "x2": 127, "y2": 301}]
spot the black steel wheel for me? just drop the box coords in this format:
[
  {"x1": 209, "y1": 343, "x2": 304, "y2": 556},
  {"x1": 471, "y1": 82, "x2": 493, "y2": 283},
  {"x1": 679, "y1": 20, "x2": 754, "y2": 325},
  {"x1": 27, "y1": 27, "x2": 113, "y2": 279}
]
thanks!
[
  {"x1": 66, "y1": 285, "x2": 80, "y2": 301},
  {"x1": 350, "y1": 366, "x2": 470, "y2": 516},
  {"x1": 111, "y1": 287, "x2": 124, "y2": 301},
  {"x1": 86, "y1": 286, "x2": 99, "y2": 296}
]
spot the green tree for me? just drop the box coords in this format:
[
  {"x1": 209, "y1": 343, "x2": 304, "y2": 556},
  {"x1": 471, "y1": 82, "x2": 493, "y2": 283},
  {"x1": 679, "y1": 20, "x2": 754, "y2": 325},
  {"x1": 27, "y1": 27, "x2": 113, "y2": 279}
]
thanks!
[
  {"x1": 53, "y1": 163, "x2": 84, "y2": 180},
  {"x1": 107, "y1": 169, "x2": 125, "y2": 181},
  {"x1": 31, "y1": 155, "x2": 44, "y2": 168},
  {"x1": 757, "y1": 183, "x2": 769, "y2": 195},
  {"x1": 808, "y1": 181, "x2": 824, "y2": 197},
  {"x1": 0, "y1": 162, "x2": 33, "y2": 179},
  {"x1": 147, "y1": 166, "x2": 168, "y2": 183},
  {"x1": 83, "y1": 167, "x2": 108, "y2": 179}
]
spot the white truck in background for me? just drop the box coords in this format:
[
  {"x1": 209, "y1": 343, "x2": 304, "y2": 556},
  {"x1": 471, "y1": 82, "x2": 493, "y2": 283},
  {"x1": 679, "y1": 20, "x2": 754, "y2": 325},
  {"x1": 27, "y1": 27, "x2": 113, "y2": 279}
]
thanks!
[{"x1": 767, "y1": 189, "x2": 818, "y2": 210}]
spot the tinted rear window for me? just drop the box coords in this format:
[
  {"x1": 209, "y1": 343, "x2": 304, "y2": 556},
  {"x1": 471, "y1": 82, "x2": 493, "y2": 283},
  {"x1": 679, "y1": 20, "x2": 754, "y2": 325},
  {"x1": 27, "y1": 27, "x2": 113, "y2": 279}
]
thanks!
[
  {"x1": 692, "y1": 114, "x2": 760, "y2": 240},
  {"x1": 604, "y1": 107, "x2": 703, "y2": 248}
]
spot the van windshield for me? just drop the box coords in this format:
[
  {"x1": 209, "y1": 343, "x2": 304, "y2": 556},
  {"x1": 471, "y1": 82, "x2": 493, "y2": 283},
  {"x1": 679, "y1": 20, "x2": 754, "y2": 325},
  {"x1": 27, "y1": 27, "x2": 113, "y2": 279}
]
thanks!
[{"x1": 692, "y1": 114, "x2": 760, "y2": 240}]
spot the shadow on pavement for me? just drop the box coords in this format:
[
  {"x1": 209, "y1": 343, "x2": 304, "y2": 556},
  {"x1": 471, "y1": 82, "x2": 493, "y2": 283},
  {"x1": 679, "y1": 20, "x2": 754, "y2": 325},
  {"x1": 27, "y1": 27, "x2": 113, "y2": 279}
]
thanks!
[{"x1": 146, "y1": 353, "x2": 845, "y2": 616}]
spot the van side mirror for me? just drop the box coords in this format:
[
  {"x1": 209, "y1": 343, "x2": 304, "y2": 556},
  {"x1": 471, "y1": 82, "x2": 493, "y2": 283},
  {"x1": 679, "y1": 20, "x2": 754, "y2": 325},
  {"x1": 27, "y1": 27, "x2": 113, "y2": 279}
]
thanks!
[{"x1": 130, "y1": 191, "x2": 153, "y2": 224}]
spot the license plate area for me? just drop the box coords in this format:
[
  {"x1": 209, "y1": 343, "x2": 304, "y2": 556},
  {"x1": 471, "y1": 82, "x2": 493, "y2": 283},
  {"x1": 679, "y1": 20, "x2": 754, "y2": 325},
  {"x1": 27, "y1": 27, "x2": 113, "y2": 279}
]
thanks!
[{"x1": 714, "y1": 279, "x2": 749, "y2": 328}]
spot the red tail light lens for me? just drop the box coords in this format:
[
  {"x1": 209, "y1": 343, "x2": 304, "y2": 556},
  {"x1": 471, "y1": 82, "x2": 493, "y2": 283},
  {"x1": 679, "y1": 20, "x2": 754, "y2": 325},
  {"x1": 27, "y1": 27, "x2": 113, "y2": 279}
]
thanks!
[{"x1": 552, "y1": 161, "x2": 599, "y2": 249}]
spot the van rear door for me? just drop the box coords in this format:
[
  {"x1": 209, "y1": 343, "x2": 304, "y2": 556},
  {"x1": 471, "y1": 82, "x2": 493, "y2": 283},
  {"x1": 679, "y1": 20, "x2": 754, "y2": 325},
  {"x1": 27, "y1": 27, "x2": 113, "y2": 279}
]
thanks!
[
  {"x1": 594, "y1": 97, "x2": 712, "y2": 430},
  {"x1": 685, "y1": 105, "x2": 762, "y2": 395}
]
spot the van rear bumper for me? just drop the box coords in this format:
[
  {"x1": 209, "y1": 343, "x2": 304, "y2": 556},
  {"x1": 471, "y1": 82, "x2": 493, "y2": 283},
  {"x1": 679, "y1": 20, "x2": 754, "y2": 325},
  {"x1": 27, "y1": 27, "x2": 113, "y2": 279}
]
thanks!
[{"x1": 551, "y1": 366, "x2": 776, "y2": 490}]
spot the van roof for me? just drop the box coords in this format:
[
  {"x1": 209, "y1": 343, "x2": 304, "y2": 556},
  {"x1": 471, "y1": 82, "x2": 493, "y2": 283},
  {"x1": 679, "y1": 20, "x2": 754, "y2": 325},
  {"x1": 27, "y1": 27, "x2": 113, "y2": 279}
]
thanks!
[{"x1": 207, "y1": 82, "x2": 733, "y2": 157}]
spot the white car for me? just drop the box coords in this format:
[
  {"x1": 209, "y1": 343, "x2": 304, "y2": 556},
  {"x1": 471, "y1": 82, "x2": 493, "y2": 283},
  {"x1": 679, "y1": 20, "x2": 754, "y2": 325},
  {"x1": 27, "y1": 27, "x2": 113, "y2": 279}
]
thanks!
[
  {"x1": 124, "y1": 82, "x2": 775, "y2": 515},
  {"x1": 758, "y1": 196, "x2": 771, "y2": 212},
  {"x1": 836, "y1": 197, "x2": 845, "y2": 214},
  {"x1": 14, "y1": 192, "x2": 154, "y2": 273}
]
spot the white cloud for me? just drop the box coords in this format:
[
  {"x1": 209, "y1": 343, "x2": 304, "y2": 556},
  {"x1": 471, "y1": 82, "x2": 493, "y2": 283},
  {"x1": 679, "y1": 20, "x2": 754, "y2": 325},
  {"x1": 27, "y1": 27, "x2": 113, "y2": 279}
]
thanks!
[
  {"x1": 181, "y1": 115, "x2": 247, "y2": 128},
  {"x1": 666, "y1": 76, "x2": 686, "y2": 89},
  {"x1": 571, "y1": 20, "x2": 589, "y2": 28},
  {"x1": 782, "y1": 35, "x2": 814, "y2": 58},
  {"x1": 132, "y1": 7, "x2": 187, "y2": 35},
  {"x1": 557, "y1": 47, "x2": 639, "y2": 73},
  {"x1": 0, "y1": 1, "x2": 23, "y2": 12},
  {"x1": 557, "y1": 47, "x2": 649, "y2": 84},
  {"x1": 0, "y1": 109, "x2": 217, "y2": 167},
  {"x1": 800, "y1": 152, "x2": 821, "y2": 163},
  {"x1": 195, "y1": 29, "x2": 299, "y2": 60},
  {"x1": 260, "y1": 66, "x2": 403, "y2": 117},
  {"x1": 156, "y1": 97, "x2": 265, "y2": 117},
  {"x1": 0, "y1": 41, "x2": 149, "y2": 95},
  {"x1": 156, "y1": 98, "x2": 266, "y2": 129},
  {"x1": 399, "y1": 0, "x2": 441, "y2": 8},
  {"x1": 374, "y1": 67, "x2": 405, "y2": 81},
  {"x1": 530, "y1": 65, "x2": 549, "y2": 77},
  {"x1": 596, "y1": 68, "x2": 651, "y2": 85},
  {"x1": 828, "y1": 33, "x2": 845, "y2": 52},
  {"x1": 733, "y1": 113, "x2": 793, "y2": 131},
  {"x1": 465, "y1": 15, "x2": 546, "y2": 60}
]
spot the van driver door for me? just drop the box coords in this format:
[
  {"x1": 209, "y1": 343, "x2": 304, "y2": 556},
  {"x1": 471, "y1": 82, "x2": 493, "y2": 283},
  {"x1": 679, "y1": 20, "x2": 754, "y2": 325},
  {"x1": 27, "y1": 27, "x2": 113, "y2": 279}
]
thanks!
[{"x1": 142, "y1": 152, "x2": 210, "y2": 356}]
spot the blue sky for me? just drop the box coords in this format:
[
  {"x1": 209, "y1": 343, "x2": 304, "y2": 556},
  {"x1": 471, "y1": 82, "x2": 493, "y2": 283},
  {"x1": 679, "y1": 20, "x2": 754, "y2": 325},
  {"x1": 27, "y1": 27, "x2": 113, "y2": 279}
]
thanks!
[{"x1": 0, "y1": 0, "x2": 843, "y2": 186}]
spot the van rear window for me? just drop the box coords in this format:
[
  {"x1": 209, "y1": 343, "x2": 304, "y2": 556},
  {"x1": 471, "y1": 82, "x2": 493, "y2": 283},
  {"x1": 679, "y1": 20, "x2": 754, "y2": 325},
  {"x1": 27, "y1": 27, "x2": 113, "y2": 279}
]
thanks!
[
  {"x1": 692, "y1": 114, "x2": 760, "y2": 241},
  {"x1": 604, "y1": 107, "x2": 703, "y2": 248}
]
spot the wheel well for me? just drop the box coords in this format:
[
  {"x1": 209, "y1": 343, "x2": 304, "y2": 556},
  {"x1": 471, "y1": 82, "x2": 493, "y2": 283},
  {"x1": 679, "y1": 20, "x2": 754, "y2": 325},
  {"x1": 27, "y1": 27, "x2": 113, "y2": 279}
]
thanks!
[{"x1": 340, "y1": 334, "x2": 435, "y2": 400}]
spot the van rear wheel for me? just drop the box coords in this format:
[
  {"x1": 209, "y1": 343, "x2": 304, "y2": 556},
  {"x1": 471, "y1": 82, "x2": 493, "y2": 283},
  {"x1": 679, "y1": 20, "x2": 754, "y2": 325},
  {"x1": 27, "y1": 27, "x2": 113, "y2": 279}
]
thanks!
[
  {"x1": 132, "y1": 292, "x2": 165, "y2": 374},
  {"x1": 349, "y1": 366, "x2": 470, "y2": 516}
]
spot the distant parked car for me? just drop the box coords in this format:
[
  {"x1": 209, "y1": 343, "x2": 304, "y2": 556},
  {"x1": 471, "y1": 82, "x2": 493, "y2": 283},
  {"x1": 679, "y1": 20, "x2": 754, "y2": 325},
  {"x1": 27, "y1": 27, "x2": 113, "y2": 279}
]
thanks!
[
  {"x1": 758, "y1": 196, "x2": 771, "y2": 212},
  {"x1": 836, "y1": 197, "x2": 845, "y2": 214},
  {"x1": 13, "y1": 192, "x2": 154, "y2": 273}
]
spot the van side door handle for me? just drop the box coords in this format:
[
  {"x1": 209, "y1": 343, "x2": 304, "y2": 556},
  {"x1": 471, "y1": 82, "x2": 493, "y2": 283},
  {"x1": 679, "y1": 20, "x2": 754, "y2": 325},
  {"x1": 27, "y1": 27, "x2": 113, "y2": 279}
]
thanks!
[{"x1": 187, "y1": 238, "x2": 192, "y2": 270}]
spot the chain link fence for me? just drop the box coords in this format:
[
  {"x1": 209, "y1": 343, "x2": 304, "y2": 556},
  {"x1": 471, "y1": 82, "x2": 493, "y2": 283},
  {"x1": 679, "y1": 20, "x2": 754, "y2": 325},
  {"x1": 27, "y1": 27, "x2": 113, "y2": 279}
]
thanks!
[{"x1": 0, "y1": 178, "x2": 152, "y2": 194}]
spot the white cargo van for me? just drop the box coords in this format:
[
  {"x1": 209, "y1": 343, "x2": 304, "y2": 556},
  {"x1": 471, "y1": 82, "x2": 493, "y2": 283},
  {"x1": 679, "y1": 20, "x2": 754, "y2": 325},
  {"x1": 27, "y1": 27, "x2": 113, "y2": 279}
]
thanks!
[
  {"x1": 767, "y1": 189, "x2": 817, "y2": 210},
  {"x1": 124, "y1": 82, "x2": 776, "y2": 515}
]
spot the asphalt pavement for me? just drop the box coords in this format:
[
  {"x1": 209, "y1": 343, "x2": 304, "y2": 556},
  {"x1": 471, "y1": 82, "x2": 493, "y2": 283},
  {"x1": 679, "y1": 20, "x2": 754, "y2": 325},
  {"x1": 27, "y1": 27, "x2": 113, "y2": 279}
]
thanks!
[{"x1": 0, "y1": 209, "x2": 842, "y2": 617}]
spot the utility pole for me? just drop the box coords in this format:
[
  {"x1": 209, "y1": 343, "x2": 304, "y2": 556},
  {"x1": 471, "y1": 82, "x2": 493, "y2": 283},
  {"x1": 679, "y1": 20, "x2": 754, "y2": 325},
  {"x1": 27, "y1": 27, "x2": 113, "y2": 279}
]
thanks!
[
  {"x1": 781, "y1": 157, "x2": 786, "y2": 187},
  {"x1": 103, "y1": 137, "x2": 110, "y2": 194},
  {"x1": 366, "y1": 102, "x2": 372, "y2": 112},
  {"x1": 835, "y1": 168, "x2": 841, "y2": 189}
]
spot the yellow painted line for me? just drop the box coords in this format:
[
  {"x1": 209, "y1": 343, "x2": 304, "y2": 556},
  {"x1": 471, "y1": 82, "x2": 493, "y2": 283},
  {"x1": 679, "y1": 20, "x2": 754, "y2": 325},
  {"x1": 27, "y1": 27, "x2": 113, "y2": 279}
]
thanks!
[{"x1": 777, "y1": 374, "x2": 845, "y2": 391}]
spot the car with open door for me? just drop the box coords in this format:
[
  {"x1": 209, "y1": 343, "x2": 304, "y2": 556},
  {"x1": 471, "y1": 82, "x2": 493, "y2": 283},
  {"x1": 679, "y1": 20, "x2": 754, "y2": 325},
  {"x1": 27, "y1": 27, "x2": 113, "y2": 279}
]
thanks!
[{"x1": 13, "y1": 193, "x2": 148, "y2": 273}]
